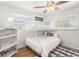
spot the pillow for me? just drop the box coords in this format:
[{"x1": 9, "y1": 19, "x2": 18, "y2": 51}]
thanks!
[
  {"x1": 47, "y1": 32, "x2": 54, "y2": 36},
  {"x1": 42, "y1": 30, "x2": 58, "y2": 37}
]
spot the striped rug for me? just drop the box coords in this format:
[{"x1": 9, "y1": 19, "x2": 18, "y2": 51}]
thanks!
[{"x1": 48, "y1": 46, "x2": 79, "y2": 57}]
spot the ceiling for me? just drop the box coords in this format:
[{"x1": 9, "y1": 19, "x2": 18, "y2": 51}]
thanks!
[{"x1": 0, "y1": 1, "x2": 79, "y2": 14}]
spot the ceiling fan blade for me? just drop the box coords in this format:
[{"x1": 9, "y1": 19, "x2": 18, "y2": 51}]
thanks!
[
  {"x1": 43, "y1": 9, "x2": 47, "y2": 13},
  {"x1": 34, "y1": 6, "x2": 46, "y2": 8},
  {"x1": 56, "y1": 1, "x2": 69, "y2": 5}
]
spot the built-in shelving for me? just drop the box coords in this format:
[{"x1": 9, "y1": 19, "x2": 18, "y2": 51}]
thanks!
[
  {"x1": 3, "y1": 50, "x2": 17, "y2": 57},
  {"x1": 0, "y1": 28, "x2": 17, "y2": 57},
  {"x1": 0, "y1": 43, "x2": 16, "y2": 52},
  {"x1": 0, "y1": 34, "x2": 16, "y2": 40}
]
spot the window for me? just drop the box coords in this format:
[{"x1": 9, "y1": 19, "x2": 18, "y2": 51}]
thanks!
[
  {"x1": 54, "y1": 14, "x2": 77, "y2": 29},
  {"x1": 8, "y1": 13, "x2": 32, "y2": 30}
]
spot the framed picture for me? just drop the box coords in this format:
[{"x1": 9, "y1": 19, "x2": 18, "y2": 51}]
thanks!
[{"x1": 35, "y1": 16, "x2": 43, "y2": 21}]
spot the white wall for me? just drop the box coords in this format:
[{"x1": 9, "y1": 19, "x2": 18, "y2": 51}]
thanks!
[
  {"x1": 0, "y1": 4, "x2": 43, "y2": 48},
  {"x1": 45, "y1": 8, "x2": 79, "y2": 50},
  {"x1": 1, "y1": 3, "x2": 79, "y2": 50}
]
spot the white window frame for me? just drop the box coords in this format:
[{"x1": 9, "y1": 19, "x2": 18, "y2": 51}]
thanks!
[
  {"x1": 54, "y1": 13, "x2": 78, "y2": 30},
  {"x1": 8, "y1": 13, "x2": 32, "y2": 30}
]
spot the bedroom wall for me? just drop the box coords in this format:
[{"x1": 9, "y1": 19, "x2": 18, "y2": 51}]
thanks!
[
  {"x1": 44, "y1": 8, "x2": 79, "y2": 50},
  {"x1": 0, "y1": 4, "x2": 43, "y2": 48}
]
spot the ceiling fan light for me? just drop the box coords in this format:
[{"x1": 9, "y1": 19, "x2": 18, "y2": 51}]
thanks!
[
  {"x1": 47, "y1": 1, "x2": 54, "y2": 6},
  {"x1": 51, "y1": 7, "x2": 55, "y2": 11},
  {"x1": 47, "y1": 6, "x2": 55, "y2": 12}
]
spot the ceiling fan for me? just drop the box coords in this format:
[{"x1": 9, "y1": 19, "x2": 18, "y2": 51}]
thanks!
[{"x1": 34, "y1": 1, "x2": 69, "y2": 13}]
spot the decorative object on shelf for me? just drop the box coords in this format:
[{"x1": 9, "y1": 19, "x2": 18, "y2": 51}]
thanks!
[{"x1": 35, "y1": 17, "x2": 43, "y2": 22}]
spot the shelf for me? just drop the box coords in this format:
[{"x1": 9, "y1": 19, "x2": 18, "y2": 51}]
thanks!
[
  {"x1": 0, "y1": 28, "x2": 17, "y2": 57},
  {"x1": 0, "y1": 28, "x2": 16, "y2": 37},
  {"x1": 0, "y1": 34, "x2": 16, "y2": 40},
  {"x1": 2, "y1": 50, "x2": 17, "y2": 57},
  {"x1": 0, "y1": 43, "x2": 16, "y2": 52}
]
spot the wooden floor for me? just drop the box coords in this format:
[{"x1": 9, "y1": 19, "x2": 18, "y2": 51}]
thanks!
[
  {"x1": 13, "y1": 47, "x2": 38, "y2": 57},
  {"x1": 13, "y1": 45, "x2": 79, "y2": 57}
]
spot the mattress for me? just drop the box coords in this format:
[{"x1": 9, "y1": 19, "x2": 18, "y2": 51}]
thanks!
[{"x1": 25, "y1": 36, "x2": 61, "y2": 57}]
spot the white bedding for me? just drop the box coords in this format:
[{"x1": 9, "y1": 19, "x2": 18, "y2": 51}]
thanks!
[{"x1": 25, "y1": 36, "x2": 61, "y2": 57}]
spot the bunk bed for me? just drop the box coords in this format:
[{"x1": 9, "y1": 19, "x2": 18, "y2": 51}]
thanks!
[
  {"x1": 25, "y1": 19, "x2": 61, "y2": 57},
  {"x1": 25, "y1": 35, "x2": 61, "y2": 57}
]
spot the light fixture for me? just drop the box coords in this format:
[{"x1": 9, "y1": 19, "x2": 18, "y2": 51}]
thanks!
[{"x1": 46, "y1": 1, "x2": 55, "y2": 12}]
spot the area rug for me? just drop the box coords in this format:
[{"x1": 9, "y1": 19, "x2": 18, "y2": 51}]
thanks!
[{"x1": 48, "y1": 46, "x2": 79, "y2": 57}]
